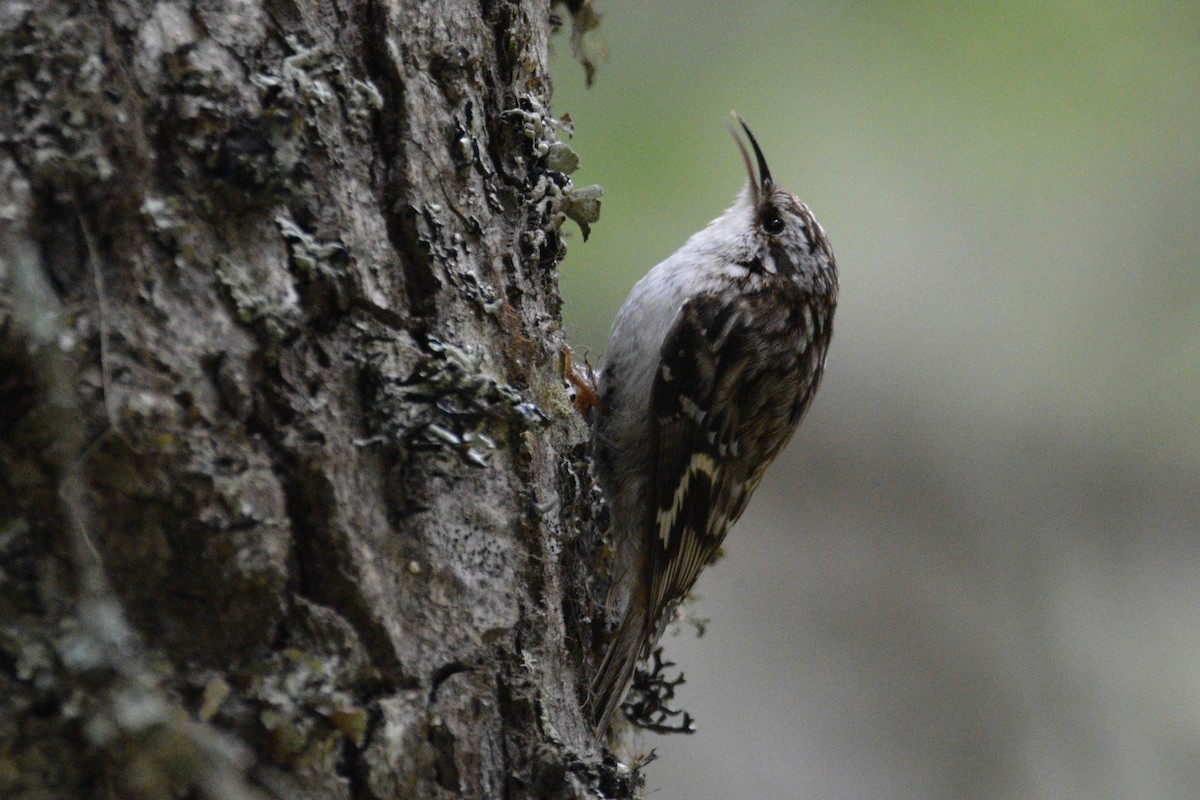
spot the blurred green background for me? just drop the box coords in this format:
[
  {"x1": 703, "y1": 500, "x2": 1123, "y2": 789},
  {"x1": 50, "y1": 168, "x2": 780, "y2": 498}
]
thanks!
[{"x1": 551, "y1": 2, "x2": 1200, "y2": 798}]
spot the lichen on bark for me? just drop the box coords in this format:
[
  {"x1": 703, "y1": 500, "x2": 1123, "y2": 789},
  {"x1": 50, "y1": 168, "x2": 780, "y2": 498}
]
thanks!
[{"x1": 0, "y1": 1, "x2": 623, "y2": 798}]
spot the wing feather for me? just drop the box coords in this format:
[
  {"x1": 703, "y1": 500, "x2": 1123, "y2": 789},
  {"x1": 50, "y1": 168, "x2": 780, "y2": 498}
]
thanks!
[{"x1": 647, "y1": 294, "x2": 753, "y2": 626}]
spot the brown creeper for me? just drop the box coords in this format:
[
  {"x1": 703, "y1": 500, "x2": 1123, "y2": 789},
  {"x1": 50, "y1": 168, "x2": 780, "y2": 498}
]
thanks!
[{"x1": 588, "y1": 115, "x2": 838, "y2": 734}]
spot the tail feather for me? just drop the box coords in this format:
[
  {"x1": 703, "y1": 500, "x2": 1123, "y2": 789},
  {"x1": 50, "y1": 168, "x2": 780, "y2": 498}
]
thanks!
[{"x1": 589, "y1": 613, "x2": 647, "y2": 735}]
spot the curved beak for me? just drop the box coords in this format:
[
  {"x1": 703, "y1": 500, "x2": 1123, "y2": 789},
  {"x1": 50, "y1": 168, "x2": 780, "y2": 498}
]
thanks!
[{"x1": 728, "y1": 112, "x2": 774, "y2": 205}]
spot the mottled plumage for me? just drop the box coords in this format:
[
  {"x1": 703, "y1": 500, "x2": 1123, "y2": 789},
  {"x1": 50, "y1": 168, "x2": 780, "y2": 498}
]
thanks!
[{"x1": 589, "y1": 117, "x2": 838, "y2": 734}]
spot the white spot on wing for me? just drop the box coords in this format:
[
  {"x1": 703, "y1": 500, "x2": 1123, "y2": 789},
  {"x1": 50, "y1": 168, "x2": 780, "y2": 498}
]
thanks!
[{"x1": 679, "y1": 396, "x2": 705, "y2": 422}]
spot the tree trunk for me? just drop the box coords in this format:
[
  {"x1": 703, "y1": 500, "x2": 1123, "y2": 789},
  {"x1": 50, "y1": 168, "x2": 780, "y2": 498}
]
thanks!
[{"x1": 0, "y1": 1, "x2": 618, "y2": 797}]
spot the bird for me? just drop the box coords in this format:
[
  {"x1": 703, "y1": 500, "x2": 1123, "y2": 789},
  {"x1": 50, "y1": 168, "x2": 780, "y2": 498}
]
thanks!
[{"x1": 587, "y1": 114, "x2": 839, "y2": 735}]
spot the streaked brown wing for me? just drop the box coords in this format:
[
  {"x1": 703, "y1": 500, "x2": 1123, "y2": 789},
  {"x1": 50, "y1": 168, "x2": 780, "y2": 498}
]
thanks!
[{"x1": 646, "y1": 294, "x2": 754, "y2": 625}]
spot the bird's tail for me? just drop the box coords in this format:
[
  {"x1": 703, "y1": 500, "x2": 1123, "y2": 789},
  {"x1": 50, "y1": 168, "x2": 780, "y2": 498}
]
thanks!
[{"x1": 588, "y1": 611, "x2": 647, "y2": 736}]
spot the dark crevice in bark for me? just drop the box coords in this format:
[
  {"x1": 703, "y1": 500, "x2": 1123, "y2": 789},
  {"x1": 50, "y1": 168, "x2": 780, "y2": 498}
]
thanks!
[
  {"x1": 389, "y1": 202, "x2": 444, "y2": 319},
  {"x1": 361, "y1": 0, "x2": 443, "y2": 322},
  {"x1": 351, "y1": 295, "x2": 407, "y2": 330},
  {"x1": 479, "y1": 0, "x2": 520, "y2": 181},
  {"x1": 429, "y1": 661, "x2": 472, "y2": 703},
  {"x1": 231, "y1": 333, "x2": 414, "y2": 693},
  {"x1": 429, "y1": 717, "x2": 461, "y2": 791},
  {"x1": 255, "y1": 400, "x2": 412, "y2": 688},
  {"x1": 337, "y1": 731, "x2": 370, "y2": 800}
]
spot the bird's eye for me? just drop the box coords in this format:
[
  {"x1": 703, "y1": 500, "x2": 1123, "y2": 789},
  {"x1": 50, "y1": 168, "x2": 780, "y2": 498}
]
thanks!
[{"x1": 762, "y1": 210, "x2": 785, "y2": 235}]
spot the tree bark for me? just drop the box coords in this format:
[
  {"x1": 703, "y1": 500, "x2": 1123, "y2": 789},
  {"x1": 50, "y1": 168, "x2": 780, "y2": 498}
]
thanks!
[{"x1": 0, "y1": 1, "x2": 618, "y2": 797}]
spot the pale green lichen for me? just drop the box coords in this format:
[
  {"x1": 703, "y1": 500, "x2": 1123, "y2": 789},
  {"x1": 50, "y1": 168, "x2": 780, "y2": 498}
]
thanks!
[
  {"x1": 140, "y1": 194, "x2": 197, "y2": 267},
  {"x1": 275, "y1": 213, "x2": 353, "y2": 311},
  {"x1": 544, "y1": 141, "x2": 580, "y2": 174},
  {"x1": 561, "y1": 183, "x2": 602, "y2": 239},
  {"x1": 215, "y1": 255, "x2": 301, "y2": 342},
  {"x1": 253, "y1": 648, "x2": 368, "y2": 767}
]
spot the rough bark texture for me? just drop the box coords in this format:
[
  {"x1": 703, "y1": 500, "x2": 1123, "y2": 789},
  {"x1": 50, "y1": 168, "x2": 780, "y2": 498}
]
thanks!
[{"x1": 0, "y1": 1, "x2": 622, "y2": 797}]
